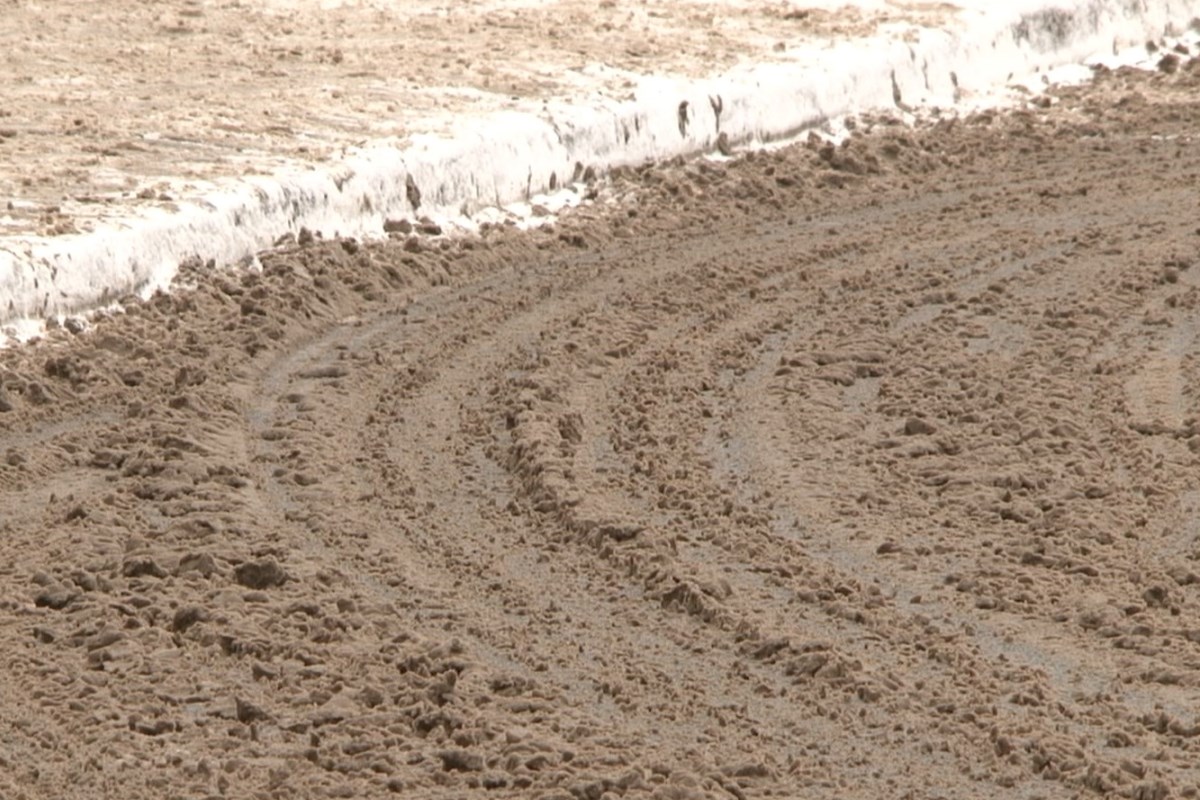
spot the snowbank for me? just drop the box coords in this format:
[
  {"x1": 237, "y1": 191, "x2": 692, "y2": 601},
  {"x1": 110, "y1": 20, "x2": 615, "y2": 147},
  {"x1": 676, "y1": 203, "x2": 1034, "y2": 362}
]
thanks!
[{"x1": 2, "y1": 0, "x2": 1198, "y2": 334}]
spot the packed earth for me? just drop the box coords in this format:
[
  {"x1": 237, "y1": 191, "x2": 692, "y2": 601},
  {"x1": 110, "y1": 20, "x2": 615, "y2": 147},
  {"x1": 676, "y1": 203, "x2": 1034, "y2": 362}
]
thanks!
[{"x1": 3, "y1": 56, "x2": 1200, "y2": 799}]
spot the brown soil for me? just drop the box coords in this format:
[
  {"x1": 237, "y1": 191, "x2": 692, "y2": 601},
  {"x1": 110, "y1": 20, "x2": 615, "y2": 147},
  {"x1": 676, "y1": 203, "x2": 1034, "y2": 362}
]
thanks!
[{"x1": 3, "y1": 60, "x2": 1200, "y2": 799}]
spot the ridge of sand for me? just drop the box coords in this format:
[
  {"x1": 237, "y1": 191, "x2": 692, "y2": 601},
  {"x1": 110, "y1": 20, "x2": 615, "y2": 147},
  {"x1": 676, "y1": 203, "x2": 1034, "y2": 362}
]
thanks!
[{"x1": 3, "y1": 0, "x2": 1198, "y2": 332}]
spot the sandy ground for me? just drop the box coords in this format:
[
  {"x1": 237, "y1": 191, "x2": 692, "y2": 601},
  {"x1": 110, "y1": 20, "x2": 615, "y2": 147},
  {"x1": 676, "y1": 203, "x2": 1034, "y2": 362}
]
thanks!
[
  {"x1": 3, "y1": 56, "x2": 1200, "y2": 798},
  {"x1": 0, "y1": 0, "x2": 954, "y2": 239}
]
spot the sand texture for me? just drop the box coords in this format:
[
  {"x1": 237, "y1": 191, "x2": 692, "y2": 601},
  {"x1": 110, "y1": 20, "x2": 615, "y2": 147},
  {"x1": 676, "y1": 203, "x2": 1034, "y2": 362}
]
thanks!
[{"x1": 3, "y1": 58, "x2": 1200, "y2": 798}]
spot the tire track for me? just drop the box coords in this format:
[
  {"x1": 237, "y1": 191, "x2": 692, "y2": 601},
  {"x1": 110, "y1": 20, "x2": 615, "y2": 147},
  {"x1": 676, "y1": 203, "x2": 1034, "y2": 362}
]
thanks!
[{"x1": 4, "y1": 61, "x2": 1200, "y2": 799}]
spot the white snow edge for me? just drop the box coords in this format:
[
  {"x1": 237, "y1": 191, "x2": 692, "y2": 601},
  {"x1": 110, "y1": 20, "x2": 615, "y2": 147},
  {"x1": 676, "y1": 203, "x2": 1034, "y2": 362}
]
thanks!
[{"x1": 2, "y1": 0, "x2": 1199, "y2": 334}]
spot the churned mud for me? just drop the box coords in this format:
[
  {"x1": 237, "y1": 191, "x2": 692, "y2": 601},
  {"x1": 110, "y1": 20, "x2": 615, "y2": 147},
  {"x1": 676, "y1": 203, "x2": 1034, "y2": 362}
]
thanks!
[{"x1": 3, "y1": 59, "x2": 1200, "y2": 799}]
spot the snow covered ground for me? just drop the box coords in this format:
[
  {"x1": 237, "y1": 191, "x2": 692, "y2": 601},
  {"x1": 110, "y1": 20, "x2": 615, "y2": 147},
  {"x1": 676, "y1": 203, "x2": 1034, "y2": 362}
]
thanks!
[{"x1": 2, "y1": 0, "x2": 1199, "y2": 342}]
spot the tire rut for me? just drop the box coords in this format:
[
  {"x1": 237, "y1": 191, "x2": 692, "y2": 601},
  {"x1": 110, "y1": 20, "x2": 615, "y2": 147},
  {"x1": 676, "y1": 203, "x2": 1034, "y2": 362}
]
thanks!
[{"x1": 5, "y1": 60, "x2": 1200, "y2": 799}]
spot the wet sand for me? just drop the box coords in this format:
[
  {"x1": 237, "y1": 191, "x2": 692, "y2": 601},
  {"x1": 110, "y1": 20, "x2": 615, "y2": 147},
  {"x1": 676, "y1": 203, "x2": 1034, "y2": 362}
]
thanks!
[{"x1": 2, "y1": 58, "x2": 1200, "y2": 799}]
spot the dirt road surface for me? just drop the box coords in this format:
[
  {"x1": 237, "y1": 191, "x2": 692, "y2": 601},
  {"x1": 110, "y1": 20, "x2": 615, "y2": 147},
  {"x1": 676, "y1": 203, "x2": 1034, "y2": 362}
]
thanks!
[{"x1": 3, "y1": 61, "x2": 1200, "y2": 799}]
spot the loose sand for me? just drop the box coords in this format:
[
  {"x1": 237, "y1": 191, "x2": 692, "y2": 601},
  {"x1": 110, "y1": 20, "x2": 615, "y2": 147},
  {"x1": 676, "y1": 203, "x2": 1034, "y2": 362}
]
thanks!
[{"x1": 3, "y1": 55, "x2": 1200, "y2": 799}]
